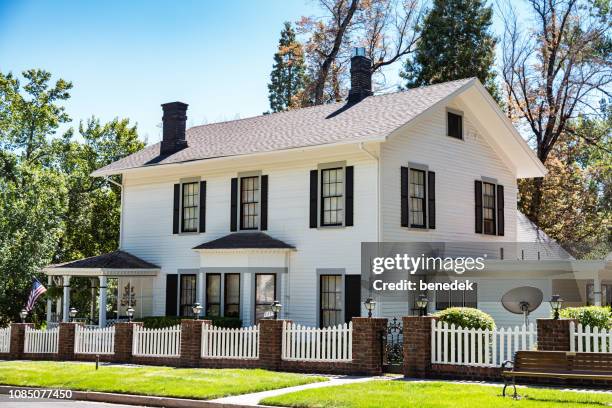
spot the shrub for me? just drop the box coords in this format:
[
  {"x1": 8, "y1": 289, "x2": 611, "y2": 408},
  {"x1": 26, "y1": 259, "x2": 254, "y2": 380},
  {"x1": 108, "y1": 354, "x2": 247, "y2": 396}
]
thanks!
[
  {"x1": 434, "y1": 307, "x2": 495, "y2": 330},
  {"x1": 559, "y1": 306, "x2": 611, "y2": 329},
  {"x1": 135, "y1": 315, "x2": 242, "y2": 328}
]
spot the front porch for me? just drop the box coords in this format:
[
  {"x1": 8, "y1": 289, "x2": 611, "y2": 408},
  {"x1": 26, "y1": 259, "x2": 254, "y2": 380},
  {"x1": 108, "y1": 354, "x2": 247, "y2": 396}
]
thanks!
[{"x1": 43, "y1": 250, "x2": 160, "y2": 327}]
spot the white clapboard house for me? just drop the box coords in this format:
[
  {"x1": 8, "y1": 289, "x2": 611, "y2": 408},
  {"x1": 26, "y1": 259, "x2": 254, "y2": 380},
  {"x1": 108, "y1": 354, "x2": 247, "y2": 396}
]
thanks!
[{"x1": 43, "y1": 50, "x2": 611, "y2": 328}]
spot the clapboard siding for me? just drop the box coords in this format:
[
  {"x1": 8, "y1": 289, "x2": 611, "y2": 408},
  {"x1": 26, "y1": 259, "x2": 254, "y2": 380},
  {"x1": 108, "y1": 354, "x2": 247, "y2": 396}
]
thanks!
[
  {"x1": 121, "y1": 148, "x2": 378, "y2": 326},
  {"x1": 380, "y1": 100, "x2": 518, "y2": 243}
]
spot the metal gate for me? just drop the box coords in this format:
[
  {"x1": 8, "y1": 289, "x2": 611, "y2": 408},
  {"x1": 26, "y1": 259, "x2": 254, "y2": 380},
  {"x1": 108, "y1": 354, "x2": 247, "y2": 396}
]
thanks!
[{"x1": 383, "y1": 317, "x2": 403, "y2": 372}]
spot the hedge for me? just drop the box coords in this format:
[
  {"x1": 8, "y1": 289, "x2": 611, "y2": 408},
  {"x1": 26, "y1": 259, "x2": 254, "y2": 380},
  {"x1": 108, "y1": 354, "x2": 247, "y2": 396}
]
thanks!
[
  {"x1": 135, "y1": 315, "x2": 242, "y2": 328},
  {"x1": 559, "y1": 306, "x2": 611, "y2": 329},
  {"x1": 434, "y1": 307, "x2": 495, "y2": 330}
]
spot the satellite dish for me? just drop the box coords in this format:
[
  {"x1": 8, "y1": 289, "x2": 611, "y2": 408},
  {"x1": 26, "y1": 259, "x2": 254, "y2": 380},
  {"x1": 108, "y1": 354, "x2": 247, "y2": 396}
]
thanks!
[{"x1": 501, "y1": 286, "x2": 543, "y2": 326}]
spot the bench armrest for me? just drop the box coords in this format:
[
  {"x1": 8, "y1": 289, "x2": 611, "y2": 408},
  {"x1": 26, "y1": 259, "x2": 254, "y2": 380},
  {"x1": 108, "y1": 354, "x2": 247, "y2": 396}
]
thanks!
[{"x1": 501, "y1": 360, "x2": 514, "y2": 370}]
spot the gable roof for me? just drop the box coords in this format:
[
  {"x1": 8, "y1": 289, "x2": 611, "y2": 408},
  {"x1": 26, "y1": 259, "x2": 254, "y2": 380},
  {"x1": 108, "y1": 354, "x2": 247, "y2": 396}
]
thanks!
[
  {"x1": 92, "y1": 78, "x2": 545, "y2": 177},
  {"x1": 193, "y1": 232, "x2": 295, "y2": 250}
]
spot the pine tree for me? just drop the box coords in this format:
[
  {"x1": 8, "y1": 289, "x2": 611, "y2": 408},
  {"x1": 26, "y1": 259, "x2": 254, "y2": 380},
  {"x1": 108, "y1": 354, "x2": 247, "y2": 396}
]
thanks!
[
  {"x1": 400, "y1": 0, "x2": 498, "y2": 99},
  {"x1": 268, "y1": 22, "x2": 306, "y2": 112}
]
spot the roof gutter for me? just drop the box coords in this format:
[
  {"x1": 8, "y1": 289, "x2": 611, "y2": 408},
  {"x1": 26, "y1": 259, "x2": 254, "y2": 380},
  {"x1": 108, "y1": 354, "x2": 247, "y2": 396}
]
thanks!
[{"x1": 359, "y1": 142, "x2": 381, "y2": 243}]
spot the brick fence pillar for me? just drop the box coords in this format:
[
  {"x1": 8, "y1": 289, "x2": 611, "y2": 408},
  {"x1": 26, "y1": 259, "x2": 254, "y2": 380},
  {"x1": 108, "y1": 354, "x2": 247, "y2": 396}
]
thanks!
[
  {"x1": 114, "y1": 322, "x2": 142, "y2": 363},
  {"x1": 9, "y1": 323, "x2": 33, "y2": 359},
  {"x1": 180, "y1": 319, "x2": 211, "y2": 367},
  {"x1": 403, "y1": 316, "x2": 437, "y2": 378},
  {"x1": 259, "y1": 319, "x2": 287, "y2": 370},
  {"x1": 537, "y1": 318, "x2": 577, "y2": 351},
  {"x1": 58, "y1": 322, "x2": 81, "y2": 360},
  {"x1": 351, "y1": 317, "x2": 387, "y2": 375}
]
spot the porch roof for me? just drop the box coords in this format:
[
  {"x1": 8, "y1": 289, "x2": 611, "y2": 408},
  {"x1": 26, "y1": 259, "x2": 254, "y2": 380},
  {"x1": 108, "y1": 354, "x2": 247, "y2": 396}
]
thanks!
[
  {"x1": 193, "y1": 232, "x2": 295, "y2": 251},
  {"x1": 43, "y1": 250, "x2": 160, "y2": 276}
]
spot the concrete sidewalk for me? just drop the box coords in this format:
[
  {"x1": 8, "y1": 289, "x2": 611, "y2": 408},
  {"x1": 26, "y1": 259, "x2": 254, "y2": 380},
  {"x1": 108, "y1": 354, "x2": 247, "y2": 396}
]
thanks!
[{"x1": 211, "y1": 375, "x2": 390, "y2": 407}]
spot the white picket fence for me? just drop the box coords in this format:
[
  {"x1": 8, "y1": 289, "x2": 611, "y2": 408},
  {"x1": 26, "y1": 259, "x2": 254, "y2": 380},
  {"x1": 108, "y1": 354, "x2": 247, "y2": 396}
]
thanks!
[
  {"x1": 0, "y1": 327, "x2": 11, "y2": 353},
  {"x1": 24, "y1": 326, "x2": 59, "y2": 354},
  {"x1": 570, "y1": 322, "x2": 612, "y2": 352},
  {"x1": 282, "y1": 321, "x2": 352, "y2": 362},
  {"x1": 74, "y1": 325, "x2": 115, "y2": 355},
  {"x1": 431, "y1": 320, "x2": 536, "y2": 367},
  {"x1": 132, "y1": 325, "x2": 181, "y2": 357},
  {"x1": 201, "y1": 324, "x2": 259, "y2": 359}
]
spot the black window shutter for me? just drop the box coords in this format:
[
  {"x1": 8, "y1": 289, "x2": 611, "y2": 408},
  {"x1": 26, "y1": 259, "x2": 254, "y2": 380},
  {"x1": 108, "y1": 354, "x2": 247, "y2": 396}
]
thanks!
[
  {"x1": 497, "y1": 184, "x2": 504, "y2": 236},
  {"x1": 345, "y1": 166, "x2": 354, "y2": 226},
  {"x1": 428, "y1": 171, "x2": 436, "y2": 229},
  {"x1": 230, "y1": 178, "x2": 238, "y2": 231},
  {"x1": 344, "y1": 274, "x2": 361, "y2": 322},
  {"x1": 475, "y1": 180, "x2": 483, "y2": 233},
  {"x1": 309, "y1": 170, "x2": 318, "y2": 228},
  {"x1": 199, "y1": 181, "x2": 206, "y2": 233},
  {"x1": 401, "y1": 167, "x2": 409, "y2": 227},
  {"x1": 260, "y1": 175, "x2": 268, "y2": 230},
  {"x1": 165, "y1": 274, "x2": 178, "y2": 316},
  {"x1": 173, "y1": 184, "x2": 180, "y2": 234}
]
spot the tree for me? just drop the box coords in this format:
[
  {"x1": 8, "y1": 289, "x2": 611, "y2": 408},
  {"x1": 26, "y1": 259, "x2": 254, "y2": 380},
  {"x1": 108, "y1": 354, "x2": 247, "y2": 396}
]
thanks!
[
  {"x1": 268, "y1": 22, "x2": 307, "y2": 112},
  {"x1": 501, "y1": 0, "x2": 611, "y2": 224},
  {"x1": 400, "y1": 0, "x2": 499, "y2": 98}
]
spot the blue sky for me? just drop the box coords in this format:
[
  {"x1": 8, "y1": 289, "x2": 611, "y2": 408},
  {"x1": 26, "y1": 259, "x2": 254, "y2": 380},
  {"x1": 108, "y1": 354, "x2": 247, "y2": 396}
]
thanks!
[{"x1": 1, "y1": 1, "x2": 514, "y2": 144}]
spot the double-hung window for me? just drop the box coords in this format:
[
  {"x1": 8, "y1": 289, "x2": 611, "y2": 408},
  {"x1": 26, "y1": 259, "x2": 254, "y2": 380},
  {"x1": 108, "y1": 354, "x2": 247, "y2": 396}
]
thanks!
[
  {"x1": 240, "y1": 176, "x2": 259, "y2": 230},
  {"x1": 320, "y1": 168, "x2": 344, "y2": 226},
  {"x1": 254, "y1": 274, "x2": 276, "y2": 322},
  {"x1": 483, "y1": 182, "x2": 496, "y2": 235},
  {"x1": 224, "y1": 274, "x2": 240, "y2": 318},
  {"x1": 409, "y1": 169, "x2": 426, "y2": 228},
  {"x1": 179, "y1": 274, "x2": 196, "y2": 316},
  {"x1": 181, "y1": 182, "x2": 199, "y2": 233},
  {"x1": 206, "y1": 274, "x2": 221, "y2": 317},
  {"x1": 435, "y1": 283, "x2": 477, "y2": 310},
  {"x1": 320, "y1": 275, "x2": 342, "y2": 327}
]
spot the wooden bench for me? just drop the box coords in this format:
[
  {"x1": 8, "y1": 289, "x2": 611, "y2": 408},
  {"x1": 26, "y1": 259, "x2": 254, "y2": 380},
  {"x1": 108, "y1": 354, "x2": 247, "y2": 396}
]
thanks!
[{"x1": 501, "y1": 351, "x2": 612, "y2": 397}]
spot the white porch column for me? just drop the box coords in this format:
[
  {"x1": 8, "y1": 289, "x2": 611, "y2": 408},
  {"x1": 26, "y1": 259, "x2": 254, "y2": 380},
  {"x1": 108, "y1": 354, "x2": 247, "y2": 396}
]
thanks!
[
  {"x1": 593, "y1": 276, "x2": 602, "y2": 306},
  {"x1": 99, "y1": 276, "x2": 108, "y2": 327},
  {"x1": 197, "y1": 272, "x2": 205, "y2": 306},
  {"x1": 46, "y1": 275, "x2": 53, "y2": 323},
  {"x1": 62, "y1": 276, "x2": 71, "y2": 322}
]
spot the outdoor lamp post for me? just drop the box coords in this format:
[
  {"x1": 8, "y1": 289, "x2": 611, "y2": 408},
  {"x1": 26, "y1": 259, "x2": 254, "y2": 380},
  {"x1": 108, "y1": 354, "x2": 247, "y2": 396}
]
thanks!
[
  {"x1": 271, "y1": 300, "x2": 282, "y2": 320},
  {"x1": 126, "y1": 306, "x2": 134, "y2": 323},
  {"x1": 192, "y1": 302, "x2": 203, "y2": 320},
  {"x1": 69, "y1": 307, "x2": 78, "y2": 322},
  {"x1": 549, "y1": 294, "x2": 564, "y2": 320},
  {"x1": 364, "y1": 297, "x2": 376, "y2": 318},
  {"x1": 20, "y1": 309, "x2": 28, "y2": 323},
  {"x1": 416, "y1": 294, "x2": 429, "y2": 316}
]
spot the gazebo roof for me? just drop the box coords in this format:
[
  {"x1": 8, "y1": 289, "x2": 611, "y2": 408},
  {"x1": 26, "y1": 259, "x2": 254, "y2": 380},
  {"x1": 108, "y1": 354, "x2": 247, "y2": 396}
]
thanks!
[{"x1": 44, "y1": 250, "x2": 160, "y2": 276}]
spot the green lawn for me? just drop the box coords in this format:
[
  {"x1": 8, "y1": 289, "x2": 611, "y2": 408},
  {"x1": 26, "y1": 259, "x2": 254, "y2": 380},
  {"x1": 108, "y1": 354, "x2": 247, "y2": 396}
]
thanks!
[
  {"x1": 260, "y1": 380, "x2": 612, "y2": 408},
  {"x1": 0, "y1": 361, "x2": 325, "y2": 400}
]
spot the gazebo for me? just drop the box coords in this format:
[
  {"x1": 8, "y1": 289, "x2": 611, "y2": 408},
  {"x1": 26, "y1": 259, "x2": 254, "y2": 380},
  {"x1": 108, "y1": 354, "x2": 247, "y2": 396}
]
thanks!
[{"x1": 43, "y1": 250, "x2": 160, "y2": 327}]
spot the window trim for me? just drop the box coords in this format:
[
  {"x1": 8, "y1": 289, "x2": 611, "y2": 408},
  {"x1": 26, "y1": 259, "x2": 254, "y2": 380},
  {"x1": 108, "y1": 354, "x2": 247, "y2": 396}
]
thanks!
[
  {"x1": 224, "y1": 273, "x2": 241, "y2": 318},
  {"x1": 253, "y1": 273, "x2": 277, "y2": 323},
  {"x1": 317, "y1": 161, "x2": 347, "y2": 229},
  {"x1": 237, "y1": 171, "x2": 262, "y2": 231},
  {"x1": 179, "y1": 177, "x2": 201, "y2": 234},
  {"x1": 446, "y1": 108, "x2": 464, "y2": 140}
]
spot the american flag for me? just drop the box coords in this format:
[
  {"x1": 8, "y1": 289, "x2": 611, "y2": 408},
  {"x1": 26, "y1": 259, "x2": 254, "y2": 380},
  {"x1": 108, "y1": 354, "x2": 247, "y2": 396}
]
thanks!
[{"x1": 25, "y1": 278, "x2": 47, "y2": 312}]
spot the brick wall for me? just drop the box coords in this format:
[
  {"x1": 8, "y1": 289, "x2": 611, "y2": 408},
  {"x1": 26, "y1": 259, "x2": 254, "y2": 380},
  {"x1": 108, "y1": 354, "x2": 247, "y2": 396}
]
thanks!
[
  {"x1": 8, "y1": 323, "x2": 33, "y2": 359},
  {"x1": 258, "y1": 319, "x2": 284, "y2": 370},
  {"x1": 113, "y1": 322, "x2": 140, "y2": 362},
  {"x1": 537, "y1": 318, "x2": 577, "y2": 351},
  {"x1": 58, "y1": 323, "x2": 80, "y2": 361},
  {"x1": 180, "y1": 319, "x2": 209, "y2": 368},
  {"x1": 403, "y1": 316, "x2": 435, "y2": 378}
]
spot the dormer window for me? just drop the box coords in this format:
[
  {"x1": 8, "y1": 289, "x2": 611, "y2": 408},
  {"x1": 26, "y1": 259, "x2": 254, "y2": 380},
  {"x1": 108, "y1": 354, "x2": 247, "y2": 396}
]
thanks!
[{"x1": 447, "y1": 110, "x2": 463, "y2": 139}]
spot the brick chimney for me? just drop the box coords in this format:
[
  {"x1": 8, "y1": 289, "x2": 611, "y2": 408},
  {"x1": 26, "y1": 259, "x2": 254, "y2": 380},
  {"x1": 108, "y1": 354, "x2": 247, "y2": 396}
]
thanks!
[
  {"x1": 347, "y1": 47, "x2": 373, "y2": 104},
  {"x1": 160, "y1": 102, "x2": 188, "y2": 155}
]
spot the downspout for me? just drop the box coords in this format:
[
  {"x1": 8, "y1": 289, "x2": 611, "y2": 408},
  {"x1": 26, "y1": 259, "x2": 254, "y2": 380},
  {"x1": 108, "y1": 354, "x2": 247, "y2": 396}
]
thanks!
[
  {"x1": 359, "y1": 143, "x2": 381, "y2": 243},
  {"x1": 105, "y1": 176, "x2": 124, "y2": 249}
]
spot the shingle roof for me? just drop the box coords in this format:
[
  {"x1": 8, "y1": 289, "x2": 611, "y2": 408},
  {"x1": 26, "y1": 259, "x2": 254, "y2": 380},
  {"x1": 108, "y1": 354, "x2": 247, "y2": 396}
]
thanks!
[
  {"x1": 47, "y1": 250, "x2": 160, "y2": 269},
  {"x1": 193, "y1": 232, "x2": 295, "y2": 250},
  {"x1": 92, "y1": 78, "x2": 475, "y2": 176}
]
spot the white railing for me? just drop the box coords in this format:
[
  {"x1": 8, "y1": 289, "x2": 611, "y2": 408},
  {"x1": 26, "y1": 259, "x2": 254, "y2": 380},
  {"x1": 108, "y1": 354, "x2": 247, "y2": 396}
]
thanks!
[
  {"x1": 132, "y1": 325, "x2": 181, "y2": 357},
  {"x1": 24, "y1": 327, "x2": 59, "y2": 354},
  {"x1": 201, "y1": 324, "x2": 259, "y2": 359},
  {"x1": 570, "y1": 322, "x2": 612, "y2": 352},
  {"x1": 282, "y1": 321, "x2": 352, "y2": 362},
  {"x1": 0, "y1": 327, "x2": 11, "y2": 353},
  {"x1": 75, "y1": 325, "x2": 115, "y2": 355},
  {"x1": 431, "y1": 320, "x2": 536, "y2": 367}
]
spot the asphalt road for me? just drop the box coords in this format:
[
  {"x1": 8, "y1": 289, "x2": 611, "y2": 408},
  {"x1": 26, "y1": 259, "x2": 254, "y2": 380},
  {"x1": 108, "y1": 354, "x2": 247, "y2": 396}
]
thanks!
[{"x1": 0, "y1": 394, "x2": 143, "y2": 407}]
